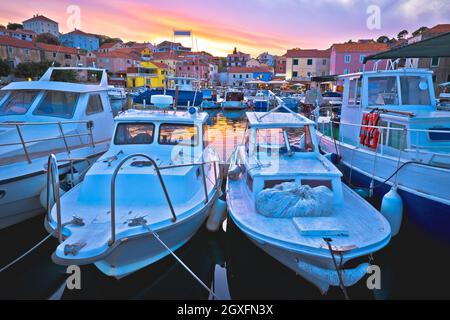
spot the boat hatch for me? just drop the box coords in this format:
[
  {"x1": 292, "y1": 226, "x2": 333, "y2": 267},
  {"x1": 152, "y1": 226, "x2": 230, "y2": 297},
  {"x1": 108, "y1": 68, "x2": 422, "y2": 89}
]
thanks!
[{"x1": 226, "y1": 92, "x2": 244, "y2": 101}]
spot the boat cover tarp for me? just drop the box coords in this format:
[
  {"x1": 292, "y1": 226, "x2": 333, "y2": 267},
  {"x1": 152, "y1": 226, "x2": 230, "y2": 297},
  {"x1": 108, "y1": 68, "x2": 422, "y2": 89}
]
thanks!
[
  {"x1": 364, "y1": 32, "x2": 450, "y2": 62},
  {"x1": 255, "y1": 182, "x2": 333, "y2": 218}
]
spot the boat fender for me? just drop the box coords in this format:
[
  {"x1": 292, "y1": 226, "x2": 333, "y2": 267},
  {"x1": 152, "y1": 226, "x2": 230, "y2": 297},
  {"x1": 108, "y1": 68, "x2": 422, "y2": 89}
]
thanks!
[
  {"x1": 39, "y1": 186, "x2": 66, "y2": 210},
  {"x1": 206, "y1": 198, "x2": 227, "y2": 232},
  {"x1": 228, "y1": 164, "x2": 242, "y2": 180},
  {"x1": 380, "y1": 186, "x2": 403, "y2": 237}
]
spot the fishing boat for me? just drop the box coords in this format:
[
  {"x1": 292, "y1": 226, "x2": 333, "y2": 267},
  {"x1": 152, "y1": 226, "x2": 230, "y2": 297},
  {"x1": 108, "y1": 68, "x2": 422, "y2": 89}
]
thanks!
[
  {"x1": 108, "y1": 86, "x2": 127, "y2": 100},
  {"x1": 201, "y1": 89, "x2": 220, "y2": 109},
  {"x1": 0, "y1": 67, "x2": 114, "y2": 229},
  {"x1": 221, "y1": 89, "x2": 245, "y2": 110},
  {"x1": 316, "y1": 67, "x2": 450, "y2": 244},
  {"x1": 45, "y1": 105, "x2": 222, "y2": 278},
  {"x1": 226, "y1": 106, "x2": 391, "y2": 293},
  {"x1": 438, "y1": 82, "x2": 450, "y2": 111},
  {"x1": 252, "y1": 90, "x2": 270, "y2": 112}
]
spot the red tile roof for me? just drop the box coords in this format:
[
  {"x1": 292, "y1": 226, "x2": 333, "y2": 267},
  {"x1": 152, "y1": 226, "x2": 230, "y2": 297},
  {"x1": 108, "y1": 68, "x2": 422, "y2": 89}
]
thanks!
[
  {"x1": 331, "y1": 42, "x2": 389, "y2": 53},
  {"x1": 23, "y1": 15, "x2": 57, "y2": 24},
  {"x1": 151, "y1": 51, "x2": 182, "y2": 60},
  {"x1": 286, "y1": 48, "x2": 330, "y2": 58},
  {"x1": 64, "y1": 29, "x2": 98, "y2": 38},
  {"x1": 229, "y1": 66, "x2": 272, "y2": 73},
  {"x1": 36, "y1": 42, "x2": 81, "y2": 55},
  {"x1": 99, "y1": 42, "x2": 122, "y2": 49},
  {"x1": 0, "y1": 26, "x2": 36, "y2": 36},
  {"x1": 152, "y1": 62, "x2": 168, "y2": 69},
  {"x1": 424, "y1": 24, "x2": 450, "y2": 35},
  {"x1": 0, "y1": 35, "x2": 38, "y2": 49},
  {"x1": 95, "y1": 50, "x2": 140, "y2": 60}
]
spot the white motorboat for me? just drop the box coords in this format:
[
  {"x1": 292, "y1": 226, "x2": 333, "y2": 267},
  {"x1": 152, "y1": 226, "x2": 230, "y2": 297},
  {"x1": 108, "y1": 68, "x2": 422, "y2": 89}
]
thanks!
[
  {"x1": 317, "y1": 68, "x2": 450, "y2": 244},
  {"x1": 226, "y1": 107, "x2": 391, "y2": 293},
  {"x1": 221, "y1": 89, "x2": 245, "y2": 110},
  {"x1": 108, "y1": 86, "x2": 127, "y2": 100},
  {"x1": 46, "y1": 107, "x2": 222, "y2": 278},
  {"x1": 438, "y1": 82, "x2": 450, "y2": 111},
  {"x1": 0, "y1": 67, "x2": 114, "y2": 229}
]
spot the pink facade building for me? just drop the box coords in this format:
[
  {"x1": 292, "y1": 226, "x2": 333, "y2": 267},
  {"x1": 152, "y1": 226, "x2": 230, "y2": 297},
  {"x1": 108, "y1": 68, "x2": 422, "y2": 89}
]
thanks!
[
  {"x1": 88, "y1": 49, "x2": 141, "y2": 74},
  {"x1": 329, "y1": 42, "x2": 389, "y2": 75},
  {"x1": 175, "y1": 60, "x2": 213, "y2": 82}
]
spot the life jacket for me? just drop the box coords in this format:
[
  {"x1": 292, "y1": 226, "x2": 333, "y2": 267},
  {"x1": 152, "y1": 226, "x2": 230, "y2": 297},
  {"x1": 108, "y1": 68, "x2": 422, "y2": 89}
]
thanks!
[
  {"x1": 359, "y1": 113, "x2": 371, "y2": 145},
  {"x1": 365, "y1": 112, "x2": 380, "y2": 149}
]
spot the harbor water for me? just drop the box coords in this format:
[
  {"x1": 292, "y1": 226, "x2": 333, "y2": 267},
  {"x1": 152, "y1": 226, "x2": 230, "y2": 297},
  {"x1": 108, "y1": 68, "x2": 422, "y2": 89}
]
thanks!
[{"x1": 0, "y1": 99, "x2": 449, "y2": 299}]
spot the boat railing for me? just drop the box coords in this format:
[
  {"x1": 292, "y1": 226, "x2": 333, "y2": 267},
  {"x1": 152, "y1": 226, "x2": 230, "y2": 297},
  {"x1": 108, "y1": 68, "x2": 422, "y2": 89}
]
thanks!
[
  {"x1": 45, "y1": 154, "x2": 92, "y2": 243},
  {"x1": 109, "y1": 153, "x2": 220, "y2": 246},
  {"x1": 318, "y1": 118, "x2": 450, "y2": 163},
  {"x1": 0, "y1": 120, "x2": 95, "y2": 164}
]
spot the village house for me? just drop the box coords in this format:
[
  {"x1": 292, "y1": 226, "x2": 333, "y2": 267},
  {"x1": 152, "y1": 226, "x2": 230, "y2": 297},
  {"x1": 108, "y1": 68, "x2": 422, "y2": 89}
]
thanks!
[
  {"x1": 274, "y1": 55, "x2": 287, "y2": 77},
  {"x1": 88, "y1": 49, "x2": 141, "y2": 74},
  {"x1": 22, "y1": 14, "x2": 59, "y2": 37},
  {"x1": 127, "y1": 61, "x2": 168, "y2": 89},
  {"x1": 60, "y1": 29, "x2": 100, "y2": 51},
  {"x1": 246, "y1": 58, "x2": 261, "y2": 67},
  {"x1": 257, "y1": 52, "x2": 275, "y2": 67},
  {"x1": 227, "y1": 66, "x2": 273, "y2": 87},
  {"x1": 174, "y1": 60, "x2": 217, "y2": 85},
  {"x1": 150, "y1": 51, "x2": 183, "y2": 77},
  {"x1": 285, "y1": 48, "x2": 330, "y2": 83},
  {"x1": 37, "y1": 42, "x2": 86, "y2": 67},
  {"x1": 0, "y1": 35, "x2": 41, "y2": 68},
  {"x1": 226, "y1": 50, "x2": 251, "y2": 67},
  {"x1": 329, "y1": 41, "x2": 389, "y2": 75},
  {"x1": 0, "y1": 26, "x2": 36, "y2": 42},
  {"x1": 156, "y1": 41, "x2": 190, "y2": 53},
  {"x1": 98, "y1": 41, "x2": 127, "y2": 53}
]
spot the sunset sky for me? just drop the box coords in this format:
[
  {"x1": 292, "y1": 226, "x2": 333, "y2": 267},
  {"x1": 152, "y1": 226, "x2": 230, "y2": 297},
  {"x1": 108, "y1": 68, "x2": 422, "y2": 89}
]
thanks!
[{"x1": 1, "y1": 0, "x2": 449, "y2": 56}]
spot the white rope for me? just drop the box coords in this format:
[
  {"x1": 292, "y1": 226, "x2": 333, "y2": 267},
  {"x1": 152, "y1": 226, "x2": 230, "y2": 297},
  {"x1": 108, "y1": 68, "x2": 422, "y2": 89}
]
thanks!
[
  {"x1": 0, "y1": 231, "x2": 55, "y2": 273},
  {"x1": 142, "y1": 224, "x2": 220, "y2": 300}
]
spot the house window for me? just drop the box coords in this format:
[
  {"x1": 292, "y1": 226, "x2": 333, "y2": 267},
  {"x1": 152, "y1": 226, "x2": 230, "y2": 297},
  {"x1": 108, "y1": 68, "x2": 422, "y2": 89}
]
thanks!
[
  {"x1": 53, "y1": 52, "x2": 57, "y2": 58},
  {"x1": 345, "y1": 55, "x2": 351, "y2": 63},
  {"x1": 292, "y1": 71, "x2": 298, "y2": 77},
  {"x1": 246, "y1": 74, "x2": 249, "y2": 78},
  {"x1": 293, "y1": 59, "x2": 299, "y2": 65},
  {"x1": 307, "y1": 59, "x2": 313, "y2": 65},
  {"x1": 322, "y1": 59, "x2": 327, "y2": 65},
  {"x1": 25, "y1": 49, "x2": 29, "y2": 55},
  {"x1": 431, "y1": 57, "x2": 440, "y2": 67},
  {"x1": 343, "y1": 69, "x2": 349, "y2": 74},
  {"x1": 307, "y1": 72, "x2": 311, "y2": 78},
  {"x1": 8, "y1": 47, "x2": 13, "y2": 54},
  {"x1": 359, "y1": 55, "x2": 366, "y2": 63}
]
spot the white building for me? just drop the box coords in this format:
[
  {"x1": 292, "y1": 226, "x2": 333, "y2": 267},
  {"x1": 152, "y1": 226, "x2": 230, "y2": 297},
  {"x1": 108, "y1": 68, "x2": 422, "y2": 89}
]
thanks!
[{"x1": 23, "y1": 15, "x2": 59, "y2": 37}]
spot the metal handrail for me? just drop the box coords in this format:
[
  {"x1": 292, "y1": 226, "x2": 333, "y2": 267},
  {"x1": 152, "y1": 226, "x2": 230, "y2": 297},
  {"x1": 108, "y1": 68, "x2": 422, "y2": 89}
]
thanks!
[
  {"x1": 0, "y1": 120, "x2": 95, "y2": 164},
  {"x1": 46, "y1": 154, "x2": 62, "y2": 243},
  {"x1": 45, "y1": 155, "x2": 92, "y2": 243},
  {"x1": 109, "y1": 154, "x2": 220, "y2": 246}
]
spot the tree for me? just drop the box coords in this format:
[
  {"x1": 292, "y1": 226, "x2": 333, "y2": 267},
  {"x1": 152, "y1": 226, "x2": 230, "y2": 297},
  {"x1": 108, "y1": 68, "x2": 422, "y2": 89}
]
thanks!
[
  {"x1": 98, "y1": 35, "x2": 122, "y2": 46},
  {"x1": 376, "y1": 36, "x2": 390, "y2": 43},
  {"x1": 412, "y1": 26, "x2": 429, "y2": 37},
  {"x1": 7, "y1": 23, "x2": 23, "y2": 30},
  {"x1": 126, "y1": 41, "x2": 136, "y2": 47},
  {"x1": 14, "y1": 61, "x2": 58, "y2": 79},
  {"x1": 397, "y1": 30, "x2": 408, "y2": 40},
  {"x1": 233, "y1": 47, "x2": 237, "y2": 54},
  {"x1": 0, "y1": 59, "x2": 11, "y2": 77},
  {"x1": 36, "y1": 33, "x2": 60, "y2": 45}
]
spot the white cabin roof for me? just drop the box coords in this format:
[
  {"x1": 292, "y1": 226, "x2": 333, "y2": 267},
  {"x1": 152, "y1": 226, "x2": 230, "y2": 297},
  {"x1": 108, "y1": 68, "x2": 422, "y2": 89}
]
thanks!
[
  {"x1": 115, "y1": 109, "x2": 209, "y2": 123},
  {"x1": 1, "y1": 81, "x2": 108, "y2": 93},
  {"x1": 338, "y1": 68, "x2": 433, "y2": 80},
  {"x1": 246, "y1": 112, "x2": 315, "y2": 128}
]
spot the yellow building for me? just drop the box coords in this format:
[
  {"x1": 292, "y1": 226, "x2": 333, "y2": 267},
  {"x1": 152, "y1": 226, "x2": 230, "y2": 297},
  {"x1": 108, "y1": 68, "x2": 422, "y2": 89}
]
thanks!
[{"x1": 126, "y1": 61, "x2": 168, "y2": 89}]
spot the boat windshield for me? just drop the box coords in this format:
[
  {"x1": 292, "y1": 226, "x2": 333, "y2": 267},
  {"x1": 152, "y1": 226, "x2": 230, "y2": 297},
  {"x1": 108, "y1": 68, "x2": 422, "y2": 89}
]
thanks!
[
  {"x1": 114, "y1": 123, "x2": 155, "y2": 145},
  {"x1": 33, "y1": 91, "x2": 79, "y2": 119},
  {"x1": 255, "y1": 126, "x2": 314, "y2": 153},
  {"x1": 368, "y1": 76, "x2": 399, "y2": 106},
  {"x1": 400, "y1": 76, "x2": 431, "y2": 105},
  {"x1": 158, "y1": 123, "x2": 199, "y2": 147},
  {"x1": 0, "y1": 90, "x2": 39, "y2": 116}
]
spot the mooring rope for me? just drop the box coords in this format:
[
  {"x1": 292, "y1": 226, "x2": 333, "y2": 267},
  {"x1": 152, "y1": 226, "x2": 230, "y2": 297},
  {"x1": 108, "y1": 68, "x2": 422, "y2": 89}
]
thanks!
[
  {"x1": 0, "y1": 231, "x2": 55, "y2": 273},
  {"x1": 141, "y1": 223, "x2": 220, "y2": 300},
  {"x1": 323, "y1": 238, "x2": 350, "y2": 300}
]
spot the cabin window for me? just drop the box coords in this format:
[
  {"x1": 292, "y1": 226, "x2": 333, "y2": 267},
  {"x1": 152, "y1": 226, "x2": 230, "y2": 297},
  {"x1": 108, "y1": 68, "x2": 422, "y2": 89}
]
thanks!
[
  {"x1": 264, "y1": 179, "x2": 295, "y2": 189},
  {"x1": 400, "y1": 76, "x2": 431, "y2": 106},
  {"x1": 348, "y1": 79, "x2": 361, "y2": 105},
  {"x1": 388, "y1": 123, "x2": 407, "y2": 150},
  {"x1": 301, "y1": 179, "x2": 333, "y2": 190},
  {"x1": 86, "y1": 94, "x2": 104, "y2": 115},
  {"x1": 0, "y1": 90, "x2": 39, "y2": 116},
  {"x1": 33, "y1": 91, "x2": 79, "y2": 119},
  {"x1": 431, "y1": 57, "x2": 440, "y2": 67},
  {"x1": 255, "y1": 126, "x2": 314, "y2": 154},
  {"x1": 368, "y1": 76, "x2": 399, "y2": 106},
  {"x1": 158, "y1": 123, "x2": 199, "y2": 147},
  {"x1": 203, "y1": 123, "x2": 209, "y2": 147},
  {"x1": 114, "y1": 123, "x2": 155, "y2": 145}
]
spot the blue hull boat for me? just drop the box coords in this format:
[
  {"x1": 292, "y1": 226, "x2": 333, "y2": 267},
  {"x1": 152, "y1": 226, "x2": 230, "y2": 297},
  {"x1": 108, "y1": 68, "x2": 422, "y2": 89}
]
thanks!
[{"x1": 134, "y1": 89, "x2": 203, "y2": 107}]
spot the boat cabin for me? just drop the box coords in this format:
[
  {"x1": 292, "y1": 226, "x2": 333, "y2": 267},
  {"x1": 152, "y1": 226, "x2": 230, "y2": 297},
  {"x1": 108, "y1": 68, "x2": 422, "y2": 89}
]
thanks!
[
  {"x1": 0, "y1": 67, "x2": 114, "y2": 163},
  {"x1": 225, "y1": 91, "x2": 244, "y2": 102},
  {"x1": 237, "y1": 112, "x2": 343, "y2": 203},
  {"x1": 338, "y1": 69, "x2": 450, "y2": 159}
]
